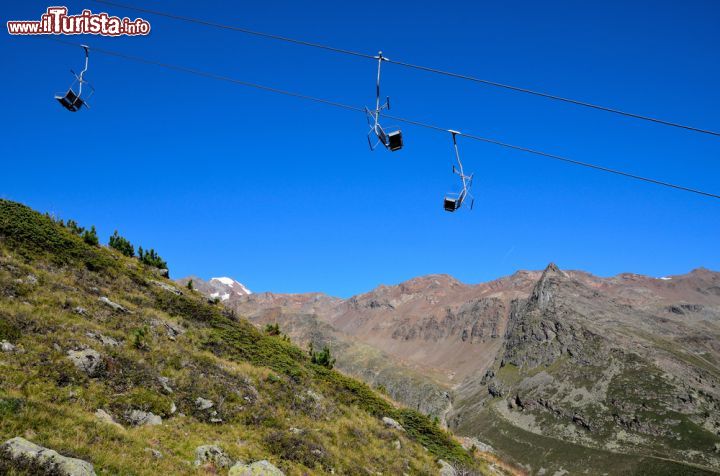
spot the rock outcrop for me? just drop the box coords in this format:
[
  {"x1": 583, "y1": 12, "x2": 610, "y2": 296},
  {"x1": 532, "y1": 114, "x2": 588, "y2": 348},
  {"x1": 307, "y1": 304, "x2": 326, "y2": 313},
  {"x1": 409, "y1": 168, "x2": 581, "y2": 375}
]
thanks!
[
  {"x1": 229, "y1": 460, "x2": 285, "y2": 475},
  {"x1": 0, "y1": 437, "x2": 95, "y2": 476},
  {"x1": 194, "y1": 445, "x2": 232, "y2": 469},
  {"x1": 67, "y1": 349, "x2": 104, "y2": 377}
]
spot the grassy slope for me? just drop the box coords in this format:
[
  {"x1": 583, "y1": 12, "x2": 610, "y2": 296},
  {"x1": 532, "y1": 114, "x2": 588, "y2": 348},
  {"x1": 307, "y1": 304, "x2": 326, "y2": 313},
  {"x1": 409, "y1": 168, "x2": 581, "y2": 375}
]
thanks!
[{"x1": 0, "y1": 199, "x2": 490, "y2": 475}]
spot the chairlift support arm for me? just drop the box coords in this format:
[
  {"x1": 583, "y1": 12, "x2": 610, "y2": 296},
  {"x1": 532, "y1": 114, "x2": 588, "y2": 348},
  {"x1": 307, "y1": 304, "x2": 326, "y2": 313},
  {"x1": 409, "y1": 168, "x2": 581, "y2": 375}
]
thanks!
[
  {"x1": 73, "y1": 45, "x2": 90, "y2": 96},
  {"x1": 374, "y1": 51, "x2": 390, "y2": 116}
]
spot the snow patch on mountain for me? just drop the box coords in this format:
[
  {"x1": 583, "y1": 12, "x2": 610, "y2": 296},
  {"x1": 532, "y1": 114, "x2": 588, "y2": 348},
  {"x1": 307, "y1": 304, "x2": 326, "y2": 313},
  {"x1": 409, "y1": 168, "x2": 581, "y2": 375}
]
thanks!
[{"x1": 211, "y1": 277, "x2": 252, "y2": 295}]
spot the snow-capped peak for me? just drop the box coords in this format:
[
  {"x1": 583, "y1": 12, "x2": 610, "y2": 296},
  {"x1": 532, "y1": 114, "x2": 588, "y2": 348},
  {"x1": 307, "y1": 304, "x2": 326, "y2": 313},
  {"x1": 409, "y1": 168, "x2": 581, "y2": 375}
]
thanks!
[
  {"x1": 210, "y1": 277, "x2": 252, "y2": 295},
  {"x1": 212, "y1": 277, "x2": 235, "y2": 286}
]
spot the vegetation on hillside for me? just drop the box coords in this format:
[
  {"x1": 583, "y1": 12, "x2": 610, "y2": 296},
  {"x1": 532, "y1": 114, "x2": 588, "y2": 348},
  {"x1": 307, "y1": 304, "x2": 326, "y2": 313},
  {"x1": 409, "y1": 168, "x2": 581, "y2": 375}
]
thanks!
[{"x1": 0, "y1": 199, "x2": 492, "y2": 475}]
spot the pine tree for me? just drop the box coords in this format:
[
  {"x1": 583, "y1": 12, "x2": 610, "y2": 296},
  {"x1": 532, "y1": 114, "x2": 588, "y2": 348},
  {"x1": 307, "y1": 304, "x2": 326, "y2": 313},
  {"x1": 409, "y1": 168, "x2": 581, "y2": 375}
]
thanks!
[
  {"x1": 82, "y1": 225, "x2": 99, "y2": 246},
  {"x1": 264, "y1": 323, "x2": 281, "y2": 336},
  {"x1": 109, "y1": 230, "x2": 135, "y2": 257},
  {"x1": 66, "y1": 219, "x2": 85, "y2": 235},
  {"x1": 310, "y1": 345, "x2": 336, "y2": 369},
  {"x1": 138, "y1": 247, "x2": 168, "y2": 271}
]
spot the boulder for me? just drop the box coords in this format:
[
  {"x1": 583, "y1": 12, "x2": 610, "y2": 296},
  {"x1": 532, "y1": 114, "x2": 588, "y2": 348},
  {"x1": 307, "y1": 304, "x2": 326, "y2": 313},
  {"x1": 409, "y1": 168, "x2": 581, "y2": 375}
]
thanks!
[
  {"x1": 85, "y1": 332, "x2": 120, "y2": 348},
  {"x1": 150, "y1": 280, "x2": 181, "y2": 296},
  {"x1": 438, "y1": 459, "x2": 457, "y2": 476},
  {"x1": 67, "y1": 349, "x2": 103, "y2": 377},
  {"x1": 193, "y1": 445, "x2": 232, "y2": 469},
  {"x1": 459, "y1": 436, "x2": 494, "y2": 453},
  {"x1": 98, "y1": 297, "x2": 129, "y2": 313},
  {"x1": 158, "y1": 376, "x2": 173, "y2": 394},
  {"x1": 195, "y1": 397, "x2": 214, "y2": 410},
  {"x1": 382, "y1": 416, "x2": 405, "y2": 432},
  {"x1": 229, "y1": 460, "x2": 285, "y2": 476},
  {"x1": 94, "y1": 409, "x2": 123, "y2": 430},
  {"x1": 1, "y1": 340, "x2": 16, "y2": 353},
  {"x1": 0, "y1": 436, "x2": 95, "y2": 476},
  {"x1": 151, "y1": 319, "x2": 185, "y2": 341},
  {"x1": 125, "y1": 410, "x2": 162, "y2": 427}
]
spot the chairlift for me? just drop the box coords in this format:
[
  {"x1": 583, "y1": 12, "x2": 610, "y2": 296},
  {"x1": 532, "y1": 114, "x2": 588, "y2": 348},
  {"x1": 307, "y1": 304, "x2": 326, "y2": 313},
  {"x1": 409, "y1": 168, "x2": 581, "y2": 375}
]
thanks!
[
  {"x1": 365, "y1": 51, "x2": 403, "y2": 151},
  {"x1": 55, "y1": 45, "x2": 94, "y2": 112},
  {"x1": 444, "y1": 130, "x2": 474, "y2": 212}
]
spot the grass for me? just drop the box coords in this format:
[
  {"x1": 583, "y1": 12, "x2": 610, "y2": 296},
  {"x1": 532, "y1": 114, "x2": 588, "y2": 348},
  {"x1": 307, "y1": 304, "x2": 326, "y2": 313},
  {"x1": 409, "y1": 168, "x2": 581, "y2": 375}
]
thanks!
[{"x1": 0, "y1": 199, "x2": 487, "y2": 475}]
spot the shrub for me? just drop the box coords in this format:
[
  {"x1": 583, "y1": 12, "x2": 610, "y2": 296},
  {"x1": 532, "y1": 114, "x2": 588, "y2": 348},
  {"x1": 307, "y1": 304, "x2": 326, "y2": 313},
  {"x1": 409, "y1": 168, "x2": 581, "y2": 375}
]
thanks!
[
  {"x1": 0, "y1": 312, "x2": 21, "y2": 342},
  {"x1": 112, "y1": 387, "x2": 173, "y2": 418},
  {"x1": 264, "y1": 430, "x2": 328, "y2": 469},
  {"x1": 132, "y1": 326, "x2": 149, "y2": 350},
  {"x1": 0, "y1": 200, "x2": 113, "y2": 271},
  {"x1": 109, "y1": 230, "x2": 135, "y2": 257},
  {"x1": 0, "y1": 397, "x2": 24, "y2": 417}
]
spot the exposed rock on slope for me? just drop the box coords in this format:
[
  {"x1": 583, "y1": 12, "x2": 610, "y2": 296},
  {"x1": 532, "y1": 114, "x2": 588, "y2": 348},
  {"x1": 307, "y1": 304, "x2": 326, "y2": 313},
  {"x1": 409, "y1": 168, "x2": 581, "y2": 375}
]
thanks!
[{"x1": 0, "y1": 437, "x2": 95, "y2": 476}]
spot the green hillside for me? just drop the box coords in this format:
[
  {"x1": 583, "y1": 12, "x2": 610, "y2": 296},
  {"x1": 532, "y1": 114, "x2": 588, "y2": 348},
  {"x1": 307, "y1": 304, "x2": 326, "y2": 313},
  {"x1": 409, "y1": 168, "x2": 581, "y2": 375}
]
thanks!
[{"x1": 0, "y1": 199, "x2": 495, "y2": 475}]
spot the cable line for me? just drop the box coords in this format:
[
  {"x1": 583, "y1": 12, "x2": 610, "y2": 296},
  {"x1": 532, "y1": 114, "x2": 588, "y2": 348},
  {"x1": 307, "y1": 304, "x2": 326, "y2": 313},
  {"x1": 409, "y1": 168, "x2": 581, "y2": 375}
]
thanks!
[
  {"x1": 42, "y1": 38, "x2": 720, "y2": 200},
  {"x1": 45, "y1": 37, "x2": 364, "y2": 114},
  {"x1": 93, "y1": 0, "x2": 720, "y2": 138}
]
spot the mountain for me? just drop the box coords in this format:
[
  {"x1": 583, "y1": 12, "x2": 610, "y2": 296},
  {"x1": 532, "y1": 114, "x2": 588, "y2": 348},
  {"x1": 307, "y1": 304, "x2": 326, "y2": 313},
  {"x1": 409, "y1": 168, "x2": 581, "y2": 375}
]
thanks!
[
  {"x1": 176, "y1": 276, "x2": 252, "y2": 302},
  {"x1": 0, "y1": 199, "x2": 499, "y2": 475},
  {"x1": 198, "y1": 266, "x2": 720, "y2": 475}
]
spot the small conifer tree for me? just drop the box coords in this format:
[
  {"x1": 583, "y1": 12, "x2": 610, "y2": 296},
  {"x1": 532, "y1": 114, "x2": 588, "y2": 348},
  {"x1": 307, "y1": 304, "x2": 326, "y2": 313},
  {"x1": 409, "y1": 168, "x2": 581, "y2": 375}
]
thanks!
[
  {"x1": 138, "y1": 247, "x2": 168, "y2": 270},
  {"x1": 82, "y1": 225, "x2": 99, "y2": 246},
  {"x1": 310, "y1": 345, "x2": 336, "y2": 369},
  {"x1": 264, "y1": 323, "x2": 281, "y2": 336},
  {"x1": 66, "y1": 219, "x2": 85, "y2": 235},
  {"x1": 109, "y1": 230, "x2": 135, "y2": 257}
]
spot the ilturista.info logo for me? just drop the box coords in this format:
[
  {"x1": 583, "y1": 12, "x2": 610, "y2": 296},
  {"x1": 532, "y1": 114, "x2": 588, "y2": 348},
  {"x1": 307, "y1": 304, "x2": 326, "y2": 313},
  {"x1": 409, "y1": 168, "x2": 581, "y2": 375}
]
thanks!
[{"x1": 7, "y1": 6, "x2": 151, "y2": 36}]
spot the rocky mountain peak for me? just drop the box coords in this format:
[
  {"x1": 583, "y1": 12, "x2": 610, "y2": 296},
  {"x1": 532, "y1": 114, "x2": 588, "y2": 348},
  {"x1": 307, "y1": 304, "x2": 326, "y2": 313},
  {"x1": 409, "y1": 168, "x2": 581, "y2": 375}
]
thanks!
[{"x1": 530, "y1": 263, "x2": 567, "y2": 310}]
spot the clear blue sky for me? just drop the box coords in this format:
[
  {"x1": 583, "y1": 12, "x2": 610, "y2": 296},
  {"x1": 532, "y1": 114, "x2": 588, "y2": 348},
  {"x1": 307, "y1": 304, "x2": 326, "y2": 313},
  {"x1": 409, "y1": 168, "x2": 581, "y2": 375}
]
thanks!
[{"x1": 2, "y1": 0, "x2": 719, "y2": 297}]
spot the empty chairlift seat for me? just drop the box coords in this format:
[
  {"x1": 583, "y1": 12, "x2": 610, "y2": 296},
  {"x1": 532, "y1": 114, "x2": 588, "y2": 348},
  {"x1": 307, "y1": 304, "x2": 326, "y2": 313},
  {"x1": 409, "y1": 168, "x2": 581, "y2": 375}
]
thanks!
[
  {"x1": 444, "y1": 195, "x2": 461, "y2": 212},
  {"x1": 55, "y1": 89, "x2": 84, "y2": 112},
  {"x1": 387, "y1": 130, "x2": 403, "y2": 151}
]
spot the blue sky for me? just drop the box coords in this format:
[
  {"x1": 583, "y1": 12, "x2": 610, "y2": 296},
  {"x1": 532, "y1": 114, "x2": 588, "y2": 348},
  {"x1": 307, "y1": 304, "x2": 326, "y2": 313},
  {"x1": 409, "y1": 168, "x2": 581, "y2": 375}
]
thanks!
[{"x1": 2, "y1": 0, "x2": 719, "y2": 297}]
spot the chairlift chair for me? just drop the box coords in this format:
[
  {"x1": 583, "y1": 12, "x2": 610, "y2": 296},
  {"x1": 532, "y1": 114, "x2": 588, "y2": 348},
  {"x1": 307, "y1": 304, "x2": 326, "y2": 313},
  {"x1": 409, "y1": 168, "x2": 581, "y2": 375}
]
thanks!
[
  {"x1": 366, "y1": 51, "x2": 403, "y2": 152},
  {"x1": 55, "y1": 45, "x2": 94, "y2": 112},
  {"x1": 443, "y1": 131, "x2": 475, "y2": 212},
  {"x1": 443, "y1": 191, "x2": 464, "y2": 212}
]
